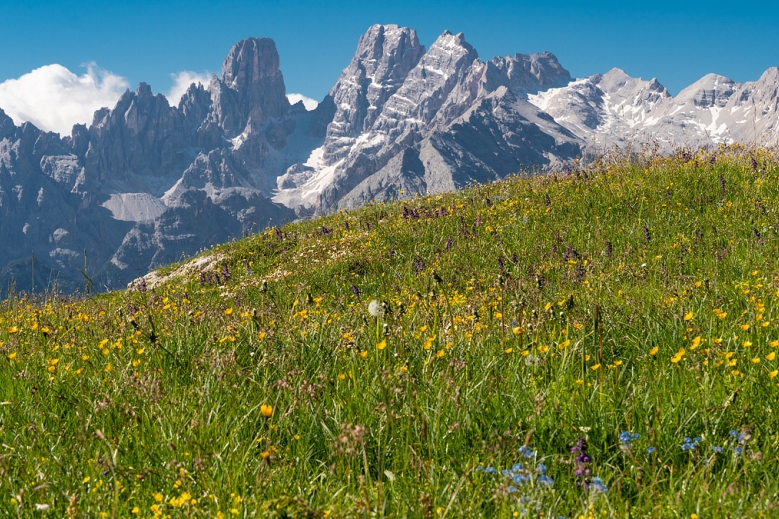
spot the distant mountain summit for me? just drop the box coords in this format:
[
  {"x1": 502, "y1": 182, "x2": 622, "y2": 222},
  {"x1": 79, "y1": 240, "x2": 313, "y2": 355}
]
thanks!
[
  {"x1": 529, "y1": 66, "x2": 779, "y2": 146},
  {"x1": 1, "y1": 25, "x2": 777, "y2": 294}
]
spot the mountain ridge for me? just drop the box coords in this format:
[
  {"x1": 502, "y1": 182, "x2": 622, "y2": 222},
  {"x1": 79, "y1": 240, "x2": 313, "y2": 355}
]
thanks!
[{"x1": 1, "y1": 25, "x2": 778, "y2": 294}]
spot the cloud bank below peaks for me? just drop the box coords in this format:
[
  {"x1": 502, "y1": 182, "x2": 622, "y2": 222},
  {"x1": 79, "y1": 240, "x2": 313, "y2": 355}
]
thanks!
[{"x1": 0, "y1": 63, "x2": 129, "y2": 136}]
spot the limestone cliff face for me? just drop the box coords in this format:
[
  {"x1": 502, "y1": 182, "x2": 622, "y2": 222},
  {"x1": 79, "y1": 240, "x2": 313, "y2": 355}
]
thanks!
[
  {"x1": 0, "y1": 37, "x2": 296, "y2": 295},
  {"x1": 287, "y1": 27, "x2": 581, "y2": 214},
  {"x1": 210, "y1": 37, "x2": 291, "y2": 137},
  {"x1": 323, "y1": 24, "x2": 425, "y2": 164},
  {"x1": 2, "y1": 26, "x2": 779, "y2": 294}
]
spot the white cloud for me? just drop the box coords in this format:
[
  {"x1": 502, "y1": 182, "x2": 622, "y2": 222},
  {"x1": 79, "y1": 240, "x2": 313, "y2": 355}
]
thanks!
[
  {"x1": 166, "y1": 71, "x2": 212, "y2": 106},
  {"x1": 0, "y1": 63, "x2": 129, "y2": 136},
  {"x1": 287, "y1": 93, "x2": 319, "y2": 111}
]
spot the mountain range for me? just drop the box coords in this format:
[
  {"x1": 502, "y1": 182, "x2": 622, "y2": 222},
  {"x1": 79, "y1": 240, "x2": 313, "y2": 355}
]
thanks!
[{"x1": 1, "y1": 24, "x2": 777, "y2": 294}]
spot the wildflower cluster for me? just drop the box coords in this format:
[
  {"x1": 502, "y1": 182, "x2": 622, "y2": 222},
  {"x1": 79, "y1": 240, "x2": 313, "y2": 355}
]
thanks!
[{"x1": 0, "y1": 144, "x2": 778, "y2": 516}]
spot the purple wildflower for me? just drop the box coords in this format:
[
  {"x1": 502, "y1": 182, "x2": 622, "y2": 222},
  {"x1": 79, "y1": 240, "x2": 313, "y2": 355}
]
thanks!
[{"x1": 571, "y1": 436, "x2": 593, "y2": 489}]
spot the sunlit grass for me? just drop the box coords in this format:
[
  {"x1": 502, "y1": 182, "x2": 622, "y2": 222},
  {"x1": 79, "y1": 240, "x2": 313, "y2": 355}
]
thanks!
[{"x1": 1, "y1": 143, "x2": 779, "y2": 517}]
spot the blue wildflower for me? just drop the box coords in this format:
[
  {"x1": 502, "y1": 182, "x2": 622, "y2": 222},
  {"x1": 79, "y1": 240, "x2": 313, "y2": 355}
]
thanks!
[
  {"x1": 646, "y1": 446, "x2": 656, "y2": 454},
  {"x1": 483, "y1": 466, "x2": 497, "y2": 474},
  {"x1": 536, "y1": 463, "x2": 547, "y2": 475},
  {"x1": 590, "y1": 477, "x2": 608, "y2": 494},
  {"x1": 538, "y1": 475, "x2": 554, "y2": 487},
  {"x1": 513, "y1": 474, "x2": 530, "y2": 485},
  {"x1": 619, "y1": 431, "x2": 639, "y2": 444},
  {"x1": 682, "y1": 437, "x2": 701, "y2": 451},
  {"x1": 518, "y1": 445, "x2": 536, "y2": 458},
  {"x1": 712, "y1": 446, "x2": 723, "y2": 453},
  {"x1": 508, "y1": 486, "x2": 518, "y2": 493},
  {"x1": 511, "y1": 463, "x2": 524, "y2": 473}
]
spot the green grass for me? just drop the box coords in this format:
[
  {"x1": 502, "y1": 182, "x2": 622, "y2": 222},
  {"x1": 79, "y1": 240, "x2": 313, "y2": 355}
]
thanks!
[{"x1": 2, "y1": 144, "x2": 779, "y2": 518}]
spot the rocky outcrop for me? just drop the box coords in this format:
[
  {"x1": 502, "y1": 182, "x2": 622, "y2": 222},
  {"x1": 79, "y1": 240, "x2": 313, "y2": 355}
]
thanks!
[
  {"x1": 323, "y1": 24, "x2": 425, "y2": 163},
  {"x1": 208, "y1": 37, "x2": 290, "y2": 137},
  {"x1": 0, "y1": 36, "x2": 300, "y2": 295},
  {"x1": 277, "y1": 27, "x2": 583, "y2": 214},
  {"x1": 83, "y1": 83, "x2": 192, "y2": 194},
  {"x1": 492, "y1": 52, "x2": 572, "y2": 97},
  {"x1": 337, "y1": 87, "x2": 581, "y2": 210}
]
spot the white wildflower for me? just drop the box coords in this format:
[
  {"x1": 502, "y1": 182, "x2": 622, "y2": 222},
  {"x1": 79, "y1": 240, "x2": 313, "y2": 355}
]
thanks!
[{"x1": 368, "y1": 300, "x2": 383, "y2": 317}]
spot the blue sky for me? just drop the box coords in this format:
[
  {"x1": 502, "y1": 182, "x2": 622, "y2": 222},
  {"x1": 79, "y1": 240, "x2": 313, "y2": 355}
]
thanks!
[{"x1": 1, "y1": 0, "x2": 777, "y2": 133}]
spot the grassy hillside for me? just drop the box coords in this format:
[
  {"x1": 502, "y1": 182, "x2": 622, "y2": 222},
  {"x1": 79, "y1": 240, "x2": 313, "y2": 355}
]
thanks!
[{"x1": 2, "y1": 144, "x2": 779, "y2": 518}]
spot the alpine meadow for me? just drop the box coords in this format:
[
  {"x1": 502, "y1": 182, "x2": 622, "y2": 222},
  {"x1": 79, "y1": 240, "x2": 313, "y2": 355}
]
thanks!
[{"x1": 2, "y1": 144, "x2": 779, "y2": 517}]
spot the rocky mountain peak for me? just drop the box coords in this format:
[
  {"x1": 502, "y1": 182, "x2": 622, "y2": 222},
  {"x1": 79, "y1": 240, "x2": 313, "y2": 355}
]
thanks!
[
  {"x1": 675, "y1": 73, "x2": 737, "y2": 108},
  {"x1": 352, "y1": 24, "x2": 425, "y2": 78},
  {"x1": 321, "y1": 24, "x2": 425, "y2": 163},
  {"x1": 222, "y1": 37, "x2": 281, "y2": 90},
  {"x1": 428, "y1": 30, "x2": 477, "y2": 58},
  {"x1": 3, "y1": 29, "x2": 779, "y2": 296},
  {"x1": 210, "y1": 37, "x2": 290, "y2": 137},
  {"x1": 596, "y1": 68, "x2": 634, "y2": 92},
  {"x1": 0, "y1": 108, "x2": 15, "y2": 139},
  {"x1": 491, "y1": 51, "x2": 572, "y2": 97},
  {"x1": 759, "y1": 67, "x2": 779, "y2": 83},
  {"x1": 136, "y1": 82, "x2": 154, "y2": 98}
]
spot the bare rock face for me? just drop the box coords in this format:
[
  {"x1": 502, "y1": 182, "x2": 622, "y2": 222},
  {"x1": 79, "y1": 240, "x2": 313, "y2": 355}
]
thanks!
[
  {"x1": 0, "y1": 119, "x2": 132, "y2": 295},
  {"x1": 528, "y1": 68, "x2": 672, "y2": 144},
  {"x1": 210, "y1": 37, "x2": 291, "y2": 137},
  {"x1": 0, "y1": 109, "x2": 14, "y2": 139},
  {"x1": 2, "y1": 26, "x2": 779, "y2": 295},
  {"x1": 491, "y1": 51, "x2": 572, "y2": 97},
  {"x1": 527, "y1": 66, "x2": 779, "y2": 148},
  {"x1": 337, "y1": 87, "x2": 581, "y2": 210},
  {"x1": 291, "y1": 28, "x2": 580, "y2": 214},
  {"x1": 323, "y1": 24, "x2": 425, "y2": 163},
  {"x1": 84, "y1": 83, "x2": 192, "y2": 194},
  {"x1": 0, "y1": 36, "x2": 298, "y2": 295}
]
